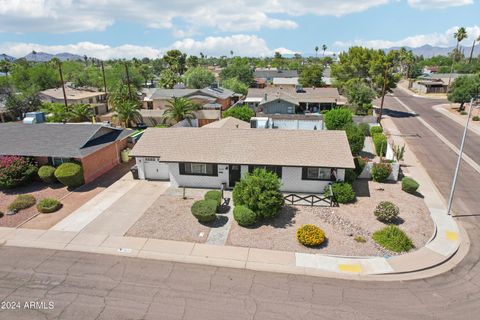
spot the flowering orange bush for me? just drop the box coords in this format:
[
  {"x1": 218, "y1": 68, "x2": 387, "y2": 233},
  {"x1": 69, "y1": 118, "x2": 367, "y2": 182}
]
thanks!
[{"x1": 296, "y1": 224, "x2": 325, "y2": 247}]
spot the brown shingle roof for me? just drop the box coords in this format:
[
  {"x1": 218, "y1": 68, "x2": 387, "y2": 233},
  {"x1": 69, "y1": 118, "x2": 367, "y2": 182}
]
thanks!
[
  {"x1": 202, "y1": 117, "x2": 250, "y2": 129},
  {"x1": 130, "y1": 127, "x2": 354, "y2": 168}
]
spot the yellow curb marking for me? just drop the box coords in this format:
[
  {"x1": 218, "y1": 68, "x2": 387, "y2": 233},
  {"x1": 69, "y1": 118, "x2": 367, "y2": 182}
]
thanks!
[
  {"x1": 338, "y1": 264, "x2": 362, "y2": 273},
  {"x1": 445, "y1": 231, "x2": 458, "y2": 241}
]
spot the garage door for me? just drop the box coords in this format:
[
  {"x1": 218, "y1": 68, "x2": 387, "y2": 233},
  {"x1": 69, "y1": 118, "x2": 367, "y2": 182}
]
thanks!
[{"x1": 144, "y1": 158, "x2": 170, "y2": 180}]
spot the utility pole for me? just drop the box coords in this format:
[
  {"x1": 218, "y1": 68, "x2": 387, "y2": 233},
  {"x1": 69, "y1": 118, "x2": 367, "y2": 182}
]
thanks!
[
  {"x1": 377, "y1": 66, "x2": 389, "y2": 123},
  {"x1": 124, "y1": 62, "x2": 133, "y2": 100},
  {"x1": 101, "y1": 61, "x2": 108, "y2": 111},
  {"x1": 57, "y1": 60, "x2": 68, "y2": 111}
]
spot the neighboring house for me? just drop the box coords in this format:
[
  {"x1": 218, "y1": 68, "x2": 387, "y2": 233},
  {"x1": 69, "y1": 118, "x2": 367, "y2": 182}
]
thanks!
[
  {"x1": 250, "y1": 115, "x2": 323, "y2": 130},
  {"x1": 39, "y1": 86, "x2": 108, "y2": 115},
  {"x1": 136, "y1": 109, "x2": 221, "y2": 127},
  {"x1": 254, "y1": 69, "x2": 299, "y2": 82},
  {"x1": 201, "y1": 117, "x2": 250, "y2": 129},
  {"x1": 142, "y1": 85, "x2": 238, "y2": 111},
  {"x1": 130, "y1": 127, "x2": 354, "y2": 193},
  {"x1": 411, "y1": 79, "x2": 447, "y2": 94},
  {"x1": 246, "y1": 86, "x2": 345, "y2": 114},
  {"x1": 0, "y1": 122, "x2": 132, "y2": 183},
  {"x1": 272, "y1": 77, "x2": 299, "y2": 87}
]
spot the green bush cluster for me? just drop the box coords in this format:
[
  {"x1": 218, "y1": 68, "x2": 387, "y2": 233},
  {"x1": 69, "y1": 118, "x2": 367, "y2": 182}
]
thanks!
[
  {"x1": 8, "y1": 194, "x2": 36, "y2": 213},
  {"x1": 354, "y1": 157, "x2": 367, "y2": 176},
  {"x1": 473, "y1": 116, "x2": 480, "y2": 121},
  {"x1": 233, "y1": 205, "x2": 256, "y2": 227},
  {"x1": 324, "y1": 108, "x2": 353, "y2": 130},
  {"x1": 37, "y1": 198, "x2": 62, "y2": 213},
  {"x1": 374, "y1": 201, "x2": 399, "y2": 223},
  {"x1": 54, "y1": 162, "x2": 84, "y2": 188},
  {"x1": 372, "y1": 225, "x2": 413, "y2": 253},
  {"x1": 372, "y1": 133, "x2": 388, "y2": 157},
  {"x1": 326, "y1": 182, "x2": 356, "y2": 204},
  {"x1": 402, "y1": 177, "x2": 420, "y2": 194},
  {"x1": 370, "y1": 125, "x2": 383, "y2": 136},
  {"x1": 371, "y1": 163, "x2": 392, "y2": 182},
  {"x1": 345, "y1": 124, "x2": 365, "y2": 156},
  {"x1": 38, "y1": 165, "x2": 57, "y2": 184},
  {"x1": 204, "y1": 190, "x2": 222, "y2": 209},
  {"x1": 358, "y1": 123, "x2": 371, "y2": 136},
  {"x1": 344, "y1": 169, "x2": 357, "y2": 184},
  {"x1": 191, "y1": 199, "x2": 217, "y2": 223},
  {"x1": 296, "y1": 224, "x2": 326, "y2": 247}
]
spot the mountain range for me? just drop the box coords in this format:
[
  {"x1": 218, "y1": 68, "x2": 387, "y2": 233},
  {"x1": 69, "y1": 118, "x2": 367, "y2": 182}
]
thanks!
[{"x1": 384, "y1": 44, "x2": 480, "y2": 58}]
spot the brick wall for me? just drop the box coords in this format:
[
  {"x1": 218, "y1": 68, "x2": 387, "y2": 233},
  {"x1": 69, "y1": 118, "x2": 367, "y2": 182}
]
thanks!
[{"x1": 80, "y1": 139, "x2": 127, "y2": 183}]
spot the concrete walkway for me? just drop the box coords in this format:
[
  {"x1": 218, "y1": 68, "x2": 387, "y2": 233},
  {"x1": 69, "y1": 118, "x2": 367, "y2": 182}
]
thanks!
[{"x1": 206, "y1": 193, "x2": 234, "y2": 245}]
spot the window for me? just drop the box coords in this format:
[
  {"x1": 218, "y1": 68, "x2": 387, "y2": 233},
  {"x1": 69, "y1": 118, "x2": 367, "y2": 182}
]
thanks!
[
  {"x1": 144, "y1": 157, "x2": 158, "y2": 162},
  {"x1": 49, "y1": 157, "x2": 71, "y2": 166},
  {"x1": 248, "y1": 165, "x2": 282, "y2": 178},
  {"x1": 179, "y1": 163, "x2": 218, "y2": 176},
  {"x1": 302, "y1": 167, "x2": 336, "y2": 181}
]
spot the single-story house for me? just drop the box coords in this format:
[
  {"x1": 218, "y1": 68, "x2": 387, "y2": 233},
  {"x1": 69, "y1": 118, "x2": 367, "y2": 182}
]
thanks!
[
  {"x1": 129, "y1": 127, "x2": 354, "y2": 193},
  {"x1": 254, "y1": 69, "x2": 299, "y2": 82},
  {"x1": 272, "y1": 77, "x2": 299, "y2": 87},
  {"x1": 246, "y1": 87, "x2": 345, "y2": 114},
  {"x1": 131, "y1": 109, "x2": 221, "y2": 128},
  {"x1": 142, "y1": 85, "x2": 239, "y2": 111},
  {"x1": 411, "y1": 79, "x2": 448, "y2": 94},
  {"x1": 39, "y1": 86, "x2": 108, "y2": 115},
  {"x1": 201, "y1": 117, "x2": 250, "y2": 129},
  {"x1": 0, "y1": 122, "x2": 132, "y2": 183}
]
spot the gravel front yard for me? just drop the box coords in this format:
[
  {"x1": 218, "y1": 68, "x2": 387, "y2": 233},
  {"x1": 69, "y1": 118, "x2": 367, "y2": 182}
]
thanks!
[
  {"x1": 126, "y1": 187, "x2": 212, "y2": 243},
  {"x1": 227, "y1": 180, "x2": 434, "y2": 256}
]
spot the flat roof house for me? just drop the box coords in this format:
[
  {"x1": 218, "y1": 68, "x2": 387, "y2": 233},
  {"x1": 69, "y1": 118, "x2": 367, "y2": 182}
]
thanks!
[
  {"x1": 39, "y1": 86, "x2": 108, "y2": 116},
  {"x1": 0, "y1": 123, "x2": 132, "y2": 183},
  {"x1": 129, "y1": 127, "x2": 354, "y2": 193}
]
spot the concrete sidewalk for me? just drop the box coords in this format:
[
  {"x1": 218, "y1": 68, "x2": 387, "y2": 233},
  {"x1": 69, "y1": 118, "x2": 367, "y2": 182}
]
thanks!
[{"x1": 433, "y1": 104, "x2": 480, "y2": 137}]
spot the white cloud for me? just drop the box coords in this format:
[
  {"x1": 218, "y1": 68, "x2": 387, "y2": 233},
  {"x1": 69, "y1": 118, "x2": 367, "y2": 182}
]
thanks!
[
  {"x1": 407, "y1": 0, "x2": 473, "y2": 9},
  {"x1": 0, "y1": 0, "x2": 390, "y2": 34},
  {"x1": 334, "y1": 25, "x2": 480, "y2": 49}
]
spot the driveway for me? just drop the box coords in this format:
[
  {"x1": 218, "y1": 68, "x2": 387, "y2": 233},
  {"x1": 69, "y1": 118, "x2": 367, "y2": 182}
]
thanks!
[{"x1": 52, "y1": 177, "x2": 170, "y2": 236}]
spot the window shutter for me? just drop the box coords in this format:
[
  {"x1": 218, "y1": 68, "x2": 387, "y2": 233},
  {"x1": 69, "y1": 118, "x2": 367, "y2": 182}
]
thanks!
[
  {"x1": 179, "y1": 163, "x2": 186, "y2": 175},
  {"x1": 212, "y1": 164, "x2": 218, "y2": 176},
  {"x1": 276, "y1": 166, "x2": 283, "y2": 178},
  {"x1": 301, "y1": 167, "x2": 307, "y2": 180}
]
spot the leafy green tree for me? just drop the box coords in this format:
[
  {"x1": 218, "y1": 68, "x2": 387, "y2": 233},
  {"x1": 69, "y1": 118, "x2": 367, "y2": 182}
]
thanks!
[
  {"x1": 183, "y1": 67, "x2": 215, "y2": 89},
  {"x1": 221, "y1": 77, "x2": 248, "y2": 95},
  {"x1": 331, "y1": 47, "x2": 377, "y2": 88},
  {"x1": 186, "y1": 55, "x2": 199, "y2": 68},
  {"x1": 5, "y1": 90, "x2": 41, "y2": 118},
  {"x1": 344, "y1": 124, "x2": 365, "y2": 156},
  {"x1": 158, "y1": 69, "x2": 181, "y2": 89},
  {"x1": 324, "y1": 108, "x2": 353, "y2": 130},
  {"x1": 138, "y1": 64, "x2": 154, "y2": 87},
  {"x1": 220, "y1": 58, "x2": 254, "y2": 86},
  {"x1": 222, "y1": 105, "x2": 255, "y2": 122},
  {"x1": 299, "y1": 63, "x2": 324, "y2": 87},
  {"x1": 163, "y1": 50, "x2": 187, "y2": 75},
  {"x1": 162, "y1": 97, "x2": 199, "y2": 125},
  {"x1": 344, "y1": 79, "x2": 376, "y2": 115},
  {"x1": 448, "y1": 75, "x2": 480, "y2": 111},
  {"x1": 41, "y1": 102, "x2": 70, "y2": 122}
]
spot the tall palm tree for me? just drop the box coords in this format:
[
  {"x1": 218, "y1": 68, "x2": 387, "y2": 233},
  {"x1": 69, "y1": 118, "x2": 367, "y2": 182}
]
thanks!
[
  {"x1": 448, "y1": 27, "x2": 468, "y2": 87},
  {"x1": 162, "y1": 97, "x2": 199, "y2": 125},
  {"x1": 468, "y1": 35, "x2": 480, "y2": 64},
  {"x1": 112, "y1": 101, "x2": 141, "y2": 128},
  {"x1": 314, "y1": 46, "x2": 319, "y2": 58},
  {"x1": 230, "y1": 50, "x2": 234, "y2": 57},
  {"x1": 322, "y1": 44, "x2": 328, "y2": 56}
]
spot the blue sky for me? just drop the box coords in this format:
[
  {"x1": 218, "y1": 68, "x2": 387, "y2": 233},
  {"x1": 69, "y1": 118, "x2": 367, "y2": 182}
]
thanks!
[{"x1": 0, "y1": 0, "x2": 478, "y2": 58}]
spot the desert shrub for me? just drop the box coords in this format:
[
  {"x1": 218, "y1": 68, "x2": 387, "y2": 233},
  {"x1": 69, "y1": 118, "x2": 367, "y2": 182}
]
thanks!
[
  {"x1": 372, "y1": 225, "x2": 413, "y2": 253},
  {"x1": 371, "y1": 163, "x2": 392, "y2": 182},
  {"x1": 38, "y1": 165, "x2": 57, "y2": 184},
  {"x1": 345, "y1": 124, "x2": 365, "y2": 156},
  {"x1": 54, "y1": 162, "x2": 84, "y2": 188},
  {"x1": 7, "y1": 194, "x2": 36, "y2": 212},
  {"x1": 354, "y1": 236, "x2": 367, "y2": 243},
  {"x1": 233, "y1": 169, "x2": 284, "y2": 220},
  {"x1": 324, "y1": 108, "x2": 353, "y2": 130},
  {"x1": 296, "y1": 224, "x2": 325, "y2": 247},
  {"x1": 354, "y1": 157, "x2": 367, "y2": 176},
  {"x1": 358, "y1": 123, "x2": 371, "y2": 136},
  {"x1": 402, "y1": 177, "x2": 419, "y2": 194},
  {"x1": 0, "y1": 156, "x2": 38, "y2": 189},
  {"x1": 473, "y1": 116, "x2": 480, "y2": 121},
  {"x1": 460, "y1": 111, "x2": 467, "y2": 115},
  {"x1": 326, "y1": 182, "x2": 356, "y2": 204},
  {"x1": 204, "y1": 190, "x2": 222, "y2": 210},
  {"x1": 372, "y1": 133, "x2": 388, "y2": 156},
  {"x1": 191, "y1": 199, "x2": 217, "y2": 223},
  {"x1": 344, "y1": 169, "x2": 357, "y2": 184},
  {"x1": 370, "y1": 125, "x2": 383, "y2": 136},
  {"x1": 233, "y1": 205, "x2": 256, "y2": 227},
  {"x1": 374, "y1": 201, "x2": 399, "y2": 223},
  {"x1": 37, "y1": 198, "x2": 62, "y2": 213}
]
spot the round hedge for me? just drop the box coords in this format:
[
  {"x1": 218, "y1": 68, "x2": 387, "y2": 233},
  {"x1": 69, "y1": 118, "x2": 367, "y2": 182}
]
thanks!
[
  {"x1": 38, "y1": 165, "x2": 57, "y2": 184},
  {"x1": 7, "y1": 194, "x2": 36, "y2": 213},
  {"x1": 54, "y1": 162, "x2": 84, "y2": 188},
  {"x1": 402, "y1": 177, "x2": 419, "y2": 194},
  {"x1": 371, "y1": 163, "x2": 392, "y2": 182},
  {"x1": 326, "y1": 182, "x2": 356, "y2": 204},
  {"x1": 204, "y1": 190, "x2": 222, "y2": 210},
  {"x1": 374, "y1": 201, "x2": 399, "y2": 223},
  {"x1": 37, "y1": 198, "x2": 62, "y2": 213},
  {"x1": 233, "y1": 205, "x2": 256, "y2": 227},
  {"x1": 369, "y1": 125, "x2": 383, "y2": 136},
  {"x1": 191, "y1": 199, "x2": 217, "y2": 223},
  {"x1": 296, "y1": 224, "x2": 325, "y2": 247}
]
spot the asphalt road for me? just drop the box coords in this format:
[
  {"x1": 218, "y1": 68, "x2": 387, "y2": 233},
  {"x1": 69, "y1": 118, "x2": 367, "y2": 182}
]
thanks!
[{"x1": 1, "y1": 92, "x2": 480, "y2": 319}]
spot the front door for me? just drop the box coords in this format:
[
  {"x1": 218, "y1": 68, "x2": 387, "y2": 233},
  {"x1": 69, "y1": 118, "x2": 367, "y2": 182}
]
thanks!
[{"x1": 229, "y1": 165, "x2": 241, "y2": 188}]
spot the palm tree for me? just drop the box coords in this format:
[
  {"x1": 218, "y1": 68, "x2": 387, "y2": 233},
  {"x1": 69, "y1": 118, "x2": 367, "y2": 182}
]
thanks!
[
  {"x1": 69, "y1": 104, "x2": 94, "y2": 122},
  {"x1": 230, "y1": 50, "x2": 234, "y2": 57},
  {"x1": 322, "y1": 44, "x2": 327, "y2": 57},
  {"x1": 468, "y1": 35, "x2": 480, "y2": 64},
  {"x1": 448, "y1": 27, "x2": 468, "y2": 87},
  {"x1": 314, "y1": 46, "x2": 319, "y2": 58},
  {"x1": 162, "y1": 97, "x2": 199, "y2": 125},
  {"x1": 112, "y1": 101, "x2": 141, "y2": 128}
]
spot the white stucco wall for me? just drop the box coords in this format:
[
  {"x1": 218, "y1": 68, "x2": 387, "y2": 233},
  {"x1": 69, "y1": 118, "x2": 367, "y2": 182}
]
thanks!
[
  {"x1": 136, "y1": 157, "x2": 146, "y2": 180},
  {"x1": 358, "y1": 162, "x2": 400, "y2": 181},
  {"x1": 280, "y1": 167, "x2": 345, "y2": 193},
  {"x1": 169, "y1": 163, "x2": 228, "y2": 188}
]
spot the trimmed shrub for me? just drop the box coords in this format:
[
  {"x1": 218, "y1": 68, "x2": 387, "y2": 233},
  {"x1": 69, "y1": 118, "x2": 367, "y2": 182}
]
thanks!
[
  {"x1": 358, "y1": 123, "x2": 370, "y2": 136},
  {"x1": 344, "y1": 169, "x2": 357, "y2": 184},
  {"x1": 0, "y1": 156, "x2": 38, "y2": 189},
  {"x1": 473, "y1": 116, "x2": 480, "y2": 121},
  {"x1": 324, "y1": 108, "x2": 353, "y2": 130},
  {"x1": 402, "y1": 177, "x2": 419, "y2": 194},
  {"x1": 374, "y1": 201, "x2": 399, "y2": 223},
  {"x1": 54, "y1": 162, "x2": 84, "y2": 188},
  {"x1": 460, "y1": 111, "x2": 467, "y2": 115},
  {"x1": 204, "y1": 190, "x2": 222, "y2": 210},
  {"x1": 370, "y1": 125, "x2": 383, "y2": 136},
  {"x1": 38, "y1": 165, "x2": 57, "y2": 184},
  {"x1": 296, "y1": 224, "x2": 326, "y2": 247},
  {"x1": 372, "y1": 133, "x2": 388, "y2": 157},
  {"x1": 345, "y1": 124, "x2": 365, "y2": 156},
  {"x1": 326, "y1": 182, "x2": 356, "y2": 204},
  {"x1": 191, "y1": 199, "x2": 217, "y2": 223},
  {"x1": 233, "y1": 205, "x2": 256, "y2": 227},
  {"x1": 371, "y1": 163, "x2": 392, "y2": 182},
  {"x1": 372, "y1": 225, "x2": 413, "y2": 253},
  {"x1": 8, "y1": 194, "x2": 36, "y2": 213},
  {"x1": 233, "y1": 169, "x2": 284, "y2": 220},
  {"x1": 37, "y1": 198, "x2": 62, "y2": 213},
  {"x1": 354, "y1": 157, "x2": 367, "y2": 176}
]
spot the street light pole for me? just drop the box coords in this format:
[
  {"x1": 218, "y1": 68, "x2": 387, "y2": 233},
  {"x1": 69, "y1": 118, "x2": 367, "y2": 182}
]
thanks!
[{"x1": 447, "y1": 98, "x2": 476, "y2": 217}]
